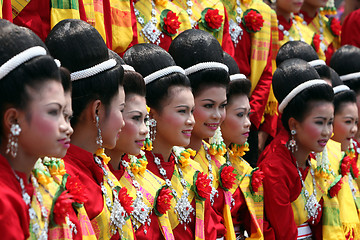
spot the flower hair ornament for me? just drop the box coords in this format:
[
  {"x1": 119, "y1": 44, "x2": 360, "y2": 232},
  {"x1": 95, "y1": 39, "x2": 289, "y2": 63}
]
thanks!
[{"x1": 142, "y1": 106, "x2": 155, "y2": 151}]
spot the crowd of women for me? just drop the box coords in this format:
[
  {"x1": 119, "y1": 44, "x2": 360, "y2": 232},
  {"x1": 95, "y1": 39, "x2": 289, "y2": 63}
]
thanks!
[{"x1": 1, "y1": 0, "x2": 360, "y2": 239}]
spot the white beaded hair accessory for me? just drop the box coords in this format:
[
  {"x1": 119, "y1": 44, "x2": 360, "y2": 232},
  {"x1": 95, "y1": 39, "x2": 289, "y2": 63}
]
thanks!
[
  {"x1": 0, "y1": 46, "x2": 47, "y2": 80},
  {"x1": 144, "y1": 66, "x2": 185, "y2": 85},
  {"x1": 70, "y1": 58, "x2": 117, "y2": 81},
  {"x1": 54, "y1": 59, "x2": 61, "y2": 68},
  {"x1": 278, "y1": 79, "x2": 328, "y2": 113},
  {"x1": 340, "y1": 72, "x2": 360, "y2": 82},
  {"x1": 230, "y1": 73, "x2": 246, "y2": 81},
  {"x1": 308, "y1": 59, "x2": 326, "y2": 67},
  {"x1": 122, "y1": 64, "x2": 135, "y2": 72},
  {"x1": 333, "y1": 85, "x2": 350, "y2": 94},
  {"x1": 184, "y1": 62, "x2": 229, "y2": 76}
]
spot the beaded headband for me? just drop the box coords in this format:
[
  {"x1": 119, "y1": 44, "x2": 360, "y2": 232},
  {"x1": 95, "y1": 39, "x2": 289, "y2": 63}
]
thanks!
[
  {"x1": 0, "y1": 46, "x2": 47, "y2": 80},
  {"x1": 278, "y1": 79, "x2": 328, "y2": 113},
  {"x1": 340, "y1": 72, "x2": 360, "y2": 81},
  {"x1": 70, "y1": 58, "x2": 117, "y2": 81},
  {"x1": 144, "y1": 66, "x2": 185, "y2": 85},
  {"x1": 308, "y1": 59, "x2": 326, "y2": 67},
  {"x1": 333, "y1": 85, "x2": 350, "y2": 94},
  {"x1": 230, "y1": 73, "x2": 247, "y2": 81},
  {"x1": 184, "y1": 62, "x2": 229, "y2": 76},
  {"x1": 122, "y1": 64, "x2": 135, "y2": 72}
]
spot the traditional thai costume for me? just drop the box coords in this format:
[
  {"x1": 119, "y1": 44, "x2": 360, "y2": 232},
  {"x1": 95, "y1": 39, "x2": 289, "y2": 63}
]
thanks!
[
  {"x1": 63, "y1": 144, "x2": 135, "y2": 240},
  {"x1": 258, "y1": 130, "x2": 326, "y2": 240},
  {"x1": 108, "y1": 153, "x2": 175, "y2": 240},
  {"x1": 145, "y1": 150, "x2": 225, "y2": 240}
]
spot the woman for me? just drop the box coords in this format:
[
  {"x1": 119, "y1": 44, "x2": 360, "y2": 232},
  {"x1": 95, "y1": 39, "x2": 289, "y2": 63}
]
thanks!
[
  {"x1": 258, "y1": 58, "x2": 334, "y2": 239},
  {"x1": 169, "y1": 29, "x2": 231, "y2": 238},
  {"x1": 0, "y1": 20, "x2": 70, "y2": 239},
  {"x1": 45, "y1": 19, "x2": 134, "y2": 239},
  {"x1": 106, "y1": 52, "x2": 174, "y2": 239},
  {"x1": 220, "y1": 52, "x2": 264, "y2": 239},
  {"x1": 123, "y1": 43, "x2": 223, "y2": 239}
]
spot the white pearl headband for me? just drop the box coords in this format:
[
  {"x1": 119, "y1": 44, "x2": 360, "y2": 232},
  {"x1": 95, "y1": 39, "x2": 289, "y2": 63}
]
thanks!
[
  {"x1": 184, "y1": 62, "x2": 229, "y2": 76},
  {"x1": 333, "y1": 85, "x2": 350, "y2": 94},
  {"x1": 278, "y1": 79, "x2": 328, "y2": 113},
  {"x1": 0, "y1": 46, "x2": 47, "y2": 80},
  {"x1": 144, "y1": 66, "x2": 185, "y2": 85},
  {"x1": 308, "y1": 59, "x2": 326, "y2": 67},
  {"x1": 340, "y1": 72, "x2": 360, "y2": 81},
  {"x1": 230, "y1": 73, "x2": 247, "y2": 81},
  {"x1": 122, "y1": 64, "x2": 135, "y2": 72},
  {"x1": 70, "y1": 58, "x2": 117, "y2": 81}
]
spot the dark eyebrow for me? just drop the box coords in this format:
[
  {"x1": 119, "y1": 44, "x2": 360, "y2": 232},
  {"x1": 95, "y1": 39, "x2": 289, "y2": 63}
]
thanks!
[
  {"x1": 175, "y1": 105, "x2": 191, "y2": 109},
  {"x1": 201, "y1": 99, "x2": 216, "y2": 103},
  {"x1": 45, "y1": 102, "x2": 62, "y2": 108}
]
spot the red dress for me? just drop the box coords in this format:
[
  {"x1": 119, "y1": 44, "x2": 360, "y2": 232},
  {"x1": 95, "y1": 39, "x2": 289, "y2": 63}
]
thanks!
[
  {"x1": 341, "y1": 9, "x2": 360, "y2": 48},
  {"x1": 0, "y1": 154, "x2": 33, "y2": 239}
]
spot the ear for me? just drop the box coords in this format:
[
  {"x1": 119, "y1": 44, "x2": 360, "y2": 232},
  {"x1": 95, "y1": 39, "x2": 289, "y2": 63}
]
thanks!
[
  {"x1": 288, "y1": 117, "x2": 300, "y2": 132},
  {"x1": 3, "y1": 108, "x2": 20, "y2": 132},
  {"x1": 90, "y1": 100, "x2": 102, "y2": 122}
]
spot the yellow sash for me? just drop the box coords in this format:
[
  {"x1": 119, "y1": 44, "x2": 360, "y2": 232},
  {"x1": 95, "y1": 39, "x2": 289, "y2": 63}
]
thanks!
[
  {"x1": 91, "y1": 163, "x2": 135, "y2": 240},
  {"x1": 134, "y1": 0, "x2": 191, "y2": 44},
  {"x1": 50, "y1": 0, "x2": 80, "y2": 29},
  {"x1": 119, "y1": 169, "x2": 175, "y2": 240},
  {"x1": 229, "y1": 155, "x2": 263, "y2": 240},
  {"x1": 31, "y1": 159, "x2": 97, "y2": 240},
  {"x1": 172, "y1": 0, "x2": 225, "y2": 45},
  {"x1": 11, "y1": 0, "x2": 31, "y2": 18},
  {"x1": 0, "y1": 0, "x2": 2, "y2": 19},
  {"x1": 327, "y1": 139, "x2": 360, "y2": 239}
]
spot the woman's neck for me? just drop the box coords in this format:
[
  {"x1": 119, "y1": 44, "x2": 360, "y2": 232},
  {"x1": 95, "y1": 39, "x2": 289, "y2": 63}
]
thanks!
[
  {"x1": 187, "y1": 134, "x2": 203, "y2": 152},
  {"x1": 276, "y1": 8, "x2": 292, "y2": 22},
  {"x1": 71, "y1": 123, "x2": 98, "y2": 154},
  {"x1": 152, "y1": 140, "x2": 172, "y2": 162},
  {"x1": 106, "y1": 149, "x2": 124, "y2": 170},
  {"x1": 301, "y1": 3, "x2": 318, "y2": 18},
  {"x1": 291, "y1": 145, "x2": 310, "y2": 170}
]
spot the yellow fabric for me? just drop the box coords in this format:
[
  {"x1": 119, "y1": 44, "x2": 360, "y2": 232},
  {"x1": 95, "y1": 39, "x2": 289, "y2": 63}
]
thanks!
[
  {"x1": 195, "y1": 199, "x2": 205, "y2": 240},
  {"x1": 134, "y1": 0, "x2": 191, "y2": 44},
  {"x1": 223, "y1": 191, "x2": 236, "y2": 240},
  {"x1": 11, "y1": 0, "x2": 31, "y2": 18},
  {"x1": 31, "y1": 158, "x2": 97, "y2": 240},
  {"x1": 194, "y1": 142, "x2": 236, "y2": 239},
  {"x1": 91, "y1": 164, "x2": 134, "y2": 240},
  {"x1": 0, "y1": 0, "x2": 2, "y2": 19},
  {"x1": 306, "y1": 14, "x2": 340, "y2": 59},
  {"x1": 327, "y1": 139, "x2": 360, "y2": 240},
  {"x1": 172, "y1": 0, "x2": 226, "y2": 45},
  {"x1": 50, "y1": 9, "x2": 80, "y2": 28},
  {"x1": 229, "y1": 155, "x2": 263, "y2": 240},
  {"x1": 119, "y1": 169, "x2": 175, "y2": 239}
]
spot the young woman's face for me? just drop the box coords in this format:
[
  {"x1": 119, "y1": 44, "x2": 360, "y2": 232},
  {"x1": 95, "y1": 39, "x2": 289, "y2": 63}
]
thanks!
[
  {"x1": 153, "y1": 86, "x2": 195, "y2": 148},
  {"x1": 332, "y1": 102, "x2": 358, "y2": 150},
  {"x1": 115, "y1": 94, "x2": 148, "y2": 155},
  {"x1": 100, "y1": 86, "x2": 125, "y2": 149},
  {"x1": 221, "y1": 95, "x2": 251, "y2": 146},
  {"x1": 293, "y1": 101, "x2": 334, "y2": 153},
  {"x1": 277, "y1": 0, "x2": 304, "y2": 14},
  {"x1": 192, "y1": 86, "x2": 227, "y2": 140},
  {"x1": 17, "y1": 80, "x2": 72, "y2": 158}
]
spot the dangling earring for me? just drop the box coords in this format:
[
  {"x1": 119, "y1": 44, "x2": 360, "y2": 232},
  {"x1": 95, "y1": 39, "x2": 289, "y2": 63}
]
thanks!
[
  {"x1": 6, "y1": 123, "x2": 21, "y2": 158},
  {"x1": 287, "y1": 129, "x2": 298, "y2": 153},
  {"x1": 148, "y1": 118, "x2": 157, "y2": 143},
  {"x1": 95, "y1": 114, "x2": 103, "y2": 147}
]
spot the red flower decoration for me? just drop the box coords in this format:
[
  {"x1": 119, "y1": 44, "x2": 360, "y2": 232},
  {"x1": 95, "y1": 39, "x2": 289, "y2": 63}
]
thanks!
[
  {"x1": 340, "y1": 155, "x2": 352, "y2": 177},
  {"x1": 160, "y1": 10, "x2": 181, "y2": 36},
  {"x1": 154, "y1": 186, "x2": 173, "y2": 216},
  {"x1": 328, "y1": 17, "x2": 341, "y2": 37},
  {"x1": 328, "y1": 175, "x2": 343, "y2": 198},
  {"x1": 193, "y1": 171, "x2": 212, "y2": 201},
  {"x1": 312, "y1": 33, "x2": 321, "y2": 53},
  {"x1": 250, "y1": 168, "x2": 264, "y2": 194},
  {"x1": 219, "y1": 165, "x2": 237, "y2": 191},
  {"x1": 53, "y1": 191, "x2": 74, "y2": 225},
  {"x1": 201, "y1": 8, "x2": 223, "y2": 32},
  {"x1": 118, "y1": 187, "x2": 134, "y2": 215},
  {"x1": 65, "y1": 175, "x2": 88, "y2": 204},
  {"x1": 242, "y1": 9, "x2": 264, "y2": 33},
  {"x1": 351, "y1": 158, "x2": 360, "y2": 179}
]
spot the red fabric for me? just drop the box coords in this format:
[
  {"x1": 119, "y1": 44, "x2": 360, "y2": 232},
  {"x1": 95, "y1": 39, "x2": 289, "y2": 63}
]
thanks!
[
  {"x1": 222, "y1": 7, "x2": 235, "y2": 57},
  {"x1": 103, "y1": 0, "x2": 113, "y2": 50},
  {"x1": 2, "y1": 0, "x2": 12, "y2": 21},
  {"x1": 258, "y1": 130, "x2": 322, "y2": 240},
  {"x1": 230, "y1": 187, "x2": 252, "y2": 233},
  {"x1": 259, "y1": 110, "x2": 279, "y2": 138},
  {"x1": 120, "y1": 0, "x2": 139, "y2": 57},
  {"x1": 341, "y1": 9, "x2": 360, "y2": 48},
  {"x1": 277, "y1": 15, "x2": 292, "y2": 42},
  {"x1": 0, "y1": 154, "x2": 33, "y2": 239},
  {"x1": 13, "y1": 0, "x2": 51, "y2": 41},
  {"x1": 63, "y1": 144, "x2": 104, "y2": 221},
  {"x1": 232, "y1": 23, "x2": 251, "y2": 77},
  {"x1": 145, "y1": 150, "x2": 225, "y2": 239}
]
